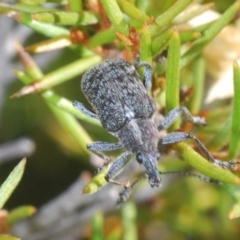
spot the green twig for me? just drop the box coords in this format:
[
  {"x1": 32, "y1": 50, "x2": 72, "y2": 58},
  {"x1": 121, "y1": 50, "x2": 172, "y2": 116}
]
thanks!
[
  {"x1": 165, "y1": 30, "x2": 181, "y2": 130},
  {"x1": 229, "y1": 61, "x2": 240, "y2": 159}
]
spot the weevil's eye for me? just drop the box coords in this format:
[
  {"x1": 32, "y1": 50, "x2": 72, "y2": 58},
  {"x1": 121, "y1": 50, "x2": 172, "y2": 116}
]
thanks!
[
  {"x1": 136, "y1": 152, "x2": 144, "y2": 164},
  {"x1": 156, "y1": 152, "x2": 160, "y2": 161}
]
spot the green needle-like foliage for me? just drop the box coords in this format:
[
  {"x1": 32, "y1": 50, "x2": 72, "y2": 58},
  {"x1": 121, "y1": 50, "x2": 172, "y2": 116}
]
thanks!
[{"x1": 1, "y1": 0, "x2": 240, "y2": 239}]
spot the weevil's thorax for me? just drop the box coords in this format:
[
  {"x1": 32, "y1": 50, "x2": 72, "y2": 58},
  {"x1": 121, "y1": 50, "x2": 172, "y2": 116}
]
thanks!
[
  {"x1": 117, "y1": 117, "x2": 161, "y2": 188},
  {"x1": 117, "y1": 117, "x2": 159, "y2": 153}
]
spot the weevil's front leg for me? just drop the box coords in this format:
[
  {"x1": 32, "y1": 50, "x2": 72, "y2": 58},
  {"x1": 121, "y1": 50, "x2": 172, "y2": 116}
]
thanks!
[
  {"x1": 73, "y1": 100, "x2": 99, "y2": 119},
  {"x1": 158, "y1": 106, "x2": 206, "y2": 131},
  {"x1": 116, "y1": 173, "x2": 147, "y2": 207},
  {"x1": 160, "y1": 132, "x2": 240, "y2": 169},
  {"x1": 105, "y1": 151, "x2": 132, "y2": 184},
  {"x1": 134, "y1": 54, "x2": 152, "y2": 91},
  {"x1": 87, "y1": 141, "x2": 123, "y2": 163}
]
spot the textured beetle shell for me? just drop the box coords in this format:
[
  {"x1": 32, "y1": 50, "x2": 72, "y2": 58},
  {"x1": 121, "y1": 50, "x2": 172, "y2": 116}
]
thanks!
[{"x1": 81, "y1": 58, "x2": 155, "y2": 132}]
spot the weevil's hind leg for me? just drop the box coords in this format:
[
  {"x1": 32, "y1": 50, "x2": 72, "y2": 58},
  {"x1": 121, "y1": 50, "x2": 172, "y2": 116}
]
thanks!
[
  {"x1": 73, "y1": 100, "x2": 99, "y2": 119},
  {"x1": 134, "y1": 54, "x2": 152, "y2": 91},
  {"x1": 87, "y1": 141, "x2": 123, "y2": 170},
  {"x1": 158, "y1": 106, "x2": 206, "y2": 131},
  {"x1": 105, "y1": 151, "x2": 132, "y2": 184},
  {"x1": 160, "y1": 132, "x2": 240, "y2": 169}
]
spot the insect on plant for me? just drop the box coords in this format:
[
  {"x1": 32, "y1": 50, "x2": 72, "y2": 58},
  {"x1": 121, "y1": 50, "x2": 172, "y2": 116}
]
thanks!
[{"x1": 73, "y1": 56, "x2": 239, "y2": 204}]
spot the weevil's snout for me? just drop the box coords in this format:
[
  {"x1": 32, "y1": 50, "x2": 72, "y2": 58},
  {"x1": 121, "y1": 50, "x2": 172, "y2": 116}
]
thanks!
[
  {"x1": 136, "y1": 152, "x2": 161, "y2": 188},
  {"x1": 148, "y1": 172, "x2": 161, "y2": 188}
]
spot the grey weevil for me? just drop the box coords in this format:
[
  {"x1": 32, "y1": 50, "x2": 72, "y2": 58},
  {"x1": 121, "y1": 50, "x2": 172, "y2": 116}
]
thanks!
[{"x1": 73, "y1": 57, "x2": 239, "y2": 197}]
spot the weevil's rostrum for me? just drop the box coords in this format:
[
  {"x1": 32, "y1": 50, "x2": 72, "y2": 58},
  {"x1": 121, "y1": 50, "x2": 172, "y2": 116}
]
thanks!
[{"x1": 81, "y1": 59, "x2": 155, "y2": 132}]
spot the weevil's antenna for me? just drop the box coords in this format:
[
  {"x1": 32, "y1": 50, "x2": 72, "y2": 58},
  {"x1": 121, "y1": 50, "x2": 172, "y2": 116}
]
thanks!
[
  {"x1": 158, "y1": 170, "x2": 221, "y2": 184},
  {"x1": 116, "y1": 170, "x2": 221, "y2": 206}
]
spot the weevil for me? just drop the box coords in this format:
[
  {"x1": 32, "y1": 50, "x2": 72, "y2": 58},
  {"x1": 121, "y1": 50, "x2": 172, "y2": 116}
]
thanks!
[{"x1": 73, "y1": 57, "x2": 239, "y2": 194}]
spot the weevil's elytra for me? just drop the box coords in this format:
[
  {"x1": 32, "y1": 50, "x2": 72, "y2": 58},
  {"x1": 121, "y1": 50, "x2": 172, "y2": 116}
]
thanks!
[
  {"x1": 81, "y1": 59, "x2": 155, "y2": 132},
  {"x1": 73, "y1": 57, "x2": 240, "y2": 203}
]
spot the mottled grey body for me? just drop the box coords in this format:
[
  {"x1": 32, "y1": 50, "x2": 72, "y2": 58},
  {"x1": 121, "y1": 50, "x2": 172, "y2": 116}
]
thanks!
[{"x1": 81, "y1": 59, "x2": 161, "y2": 187}]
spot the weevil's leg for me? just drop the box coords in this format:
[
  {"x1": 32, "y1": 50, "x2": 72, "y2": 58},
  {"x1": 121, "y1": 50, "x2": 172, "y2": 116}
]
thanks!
[
  {"x1": 117, "y1": 174, "x2": 147, "y2": 207},
  {"x1": 161, "y1": 132, "x2": 218, "y2": 164},
  {"x1": 105, "y1": 151, "x2": 132, "y2": 183},
  {"x1": 159, "y1": 170, "x2": 221, "y2": 184},
  {"x1": 158, "y1": 106, "x2": 206, "y2": 131},
  {"x1": 87, "y1": 141, "x2": 123, "y2": 163},
  {"x1": 73, "y1": 100, "x2": 99, "y2": 119},
  {"x1": 134, "y1": 55, "x2": 152, "y2": 91},
  {"x1": 160, "y1": 132, "x2": 240, "y2": 169}
]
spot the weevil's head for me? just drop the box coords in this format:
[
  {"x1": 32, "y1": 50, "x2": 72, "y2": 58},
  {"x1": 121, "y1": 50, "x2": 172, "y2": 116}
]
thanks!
[{"x1": 136, "y1": 151, "x2": 161, "y2": 188}]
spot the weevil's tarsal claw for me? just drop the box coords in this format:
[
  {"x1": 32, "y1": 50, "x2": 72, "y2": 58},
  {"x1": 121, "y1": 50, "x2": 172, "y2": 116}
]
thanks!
[
  {"x1": 117, "y1": 185, "x2": 131, "y2": 207},
  {"x1": 116, "y1": 175, "x2": 147, "y2": 207},
  {"x1": 213, "y1": 159, "x2": 240, "y2": 170},
  {"x1": 94, "y1": 157, "x2": 113, "y2": 174}
]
